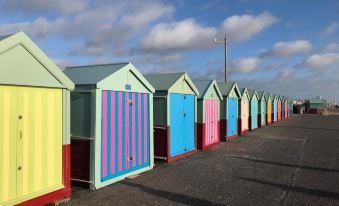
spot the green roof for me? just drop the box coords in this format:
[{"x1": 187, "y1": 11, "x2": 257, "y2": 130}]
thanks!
[
  {"x1": 0, "y1": 34, "x2": 12, "y2": 41},
  {"x1": 193, "y1": 79, "x2": 223, "y2": 100},
  {"x1": 64, "y1": 63, "x2": 129, "y2": 85},
  {"x1": 257, "y1": 91, "x2": 266, "y2": 100},
  {"x1": 144, "y1": 73, "x2": 184, "y2": 91},
  {"x1": 217, "y1": 82, "x2": 240, "y2": 97}
]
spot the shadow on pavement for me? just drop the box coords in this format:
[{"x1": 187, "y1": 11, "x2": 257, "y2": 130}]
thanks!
[
  {"x1": 232, "y1": 156, "x2": 339, "y2": 174},
  {"x1": 238, "y1": 177, "x2": 339, "y2": 200},
  {"x1": 121, "y1": 181, "x2": 223, "y2": 206},
  {"x1": 272, "y1": 125, "x2": 339, "y2": 132}
]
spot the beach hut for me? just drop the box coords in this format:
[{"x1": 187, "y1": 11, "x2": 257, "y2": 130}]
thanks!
[
  {"x1": 289, "y1": 98, "x2": 293, "y2": 117},
  {"x1": 248, "y1": 89, "x2": 259, "y2": 131},
  {"x1": 194, "y1": 80, "x2": 223, "y2": 150},
  {"x1": 266, "y1": 93, "x2": 273, "y2": 125},
  {"x1": 0, "y1": 32, "x2": 74, "y2": 206},
  {"x1": 281, "y1": 96, "x2": 285, "y2": 120},
  {"x1": 64, "y1": 63, "x2": 155, "y2": 189},
  {"x1": 283, "y1": 97, "x2": 288, "y2": 119},
  {"x1": 277, "y1": 96, "x2": 282, "y2": 121},
  {"x1": 272, "y1": 94, "x2": 278, "y2": 122},
  {"x1": 144, "y1": 73, "x2": 199, "y2": 163},
  {"x1": 218, "y1": 82, "x2": 241, "y2": 141},
  {"x1": 238, "y1": 88, "x2": 250, "y2": 135},
  {"x1": 257, "y1": 91, "x2": 267, "y2": 128}
]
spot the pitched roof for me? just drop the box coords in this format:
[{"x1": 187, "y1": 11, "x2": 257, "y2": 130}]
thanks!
[
  {"x1": 193, "y1": 79, "x2": 223, "y2": 100},
  {"x1": 239, "y1": 87, "x2": 250, "y2": 99},
  {"x1": 217, "y1": 82, "x2": 240, "y2": 97},
  {"x1": 0, "y1": 34, "x2": 12, "y2": 41},
  {"x1": 0, "y1": 31, "x2": 74, "y2": 90},
  {"x1": 64, "y1": 63, "x2": 129, "y2": 85},
  {"x1": 144, "y1": 73, "x2": 184, "y2": 91},
  {"x1": 257, "y1": 91, "x2": 266, "y2": 100}
]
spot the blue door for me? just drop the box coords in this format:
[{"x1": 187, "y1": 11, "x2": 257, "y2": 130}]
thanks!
[
  {"x1": 227, "y1": 98, "x2": 237, "y2": 137},
  {"x1": 170, "y1": 93, "x2": 195, "y2": 157},
  {"x1": 251, "y1": 100, "x2": 258, "y2": 129},
  {"x1": 183, "y1": 94, "x2": 195, "y2": 153},
  {"x1": 273, "y1": 101, "x2": 277, "y2": 121}
]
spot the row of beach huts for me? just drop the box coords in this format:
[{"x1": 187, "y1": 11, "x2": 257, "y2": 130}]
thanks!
[{"x1": 0, "y1": 32, "x2": 293, "y2": 206}]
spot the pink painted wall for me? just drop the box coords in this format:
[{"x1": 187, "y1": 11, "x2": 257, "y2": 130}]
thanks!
[
  {"x1": 241, "y1": 100, "x2": 249, "y2": 131},
  {"x1": 204, "y1": 99, "x2": 219, "y2": 146}
]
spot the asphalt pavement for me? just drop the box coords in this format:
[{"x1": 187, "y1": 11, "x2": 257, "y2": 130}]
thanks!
[{"x1": 63, "y1": 114, "x2": 339, "y2": 206}]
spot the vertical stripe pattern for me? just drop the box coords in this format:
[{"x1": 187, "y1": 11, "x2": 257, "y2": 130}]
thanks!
[
  {"x1": 101, "y1": 91, "x2": 150, "y2": 182},
  {"x1": 0, "y1": 86, "x2": 63, "y2": 206}
]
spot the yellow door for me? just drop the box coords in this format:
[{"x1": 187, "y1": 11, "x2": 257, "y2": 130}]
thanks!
[
  {"x1": 267, "y1": 100, "x2": 272, "y2": 123},
  {"x1": 0, "y1": 86, "x2": 63, "y2": 206},
  {"x1": 0, "y1": 86, "x2": 18, "y2": 205}
]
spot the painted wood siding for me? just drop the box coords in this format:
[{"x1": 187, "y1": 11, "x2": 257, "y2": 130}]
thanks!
[
  {"x1": 204, "y1": 99, "x2": 218, "y2": 146},
  {"x1": 0, "y1": 86, "x2": 63, "y2": 206},
  {"x1": 278, "y1": 101, "x2": 282, "y2": 121},
  {"x1": 251, "y1": 100, "x2": 258, "y2": 129},
  {"x1": 260, "y1": 101, "x2": 266, "y2": 125},
  {"x1": 241, "y1": 100, "x2": 249, "y2": 131},
  {"x1": 169, "y1": 93, "x2": 195, "y2": 157},
  {"x1": 227, "y1": 98, "x2": 237, "y2": 137},
  {"x1": 101, "y1": 91, "x2": 150, "y2": 182},
  {"x1": 267, "y1": 100, "x2": 272, "y2": 123}
]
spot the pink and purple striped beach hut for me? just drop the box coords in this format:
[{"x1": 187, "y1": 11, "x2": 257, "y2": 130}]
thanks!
[{"x1": 64, "y1": 62, "x2": 155, "y2": 189}]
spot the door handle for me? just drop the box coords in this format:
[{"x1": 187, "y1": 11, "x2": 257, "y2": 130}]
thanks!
[
  {"x1": 18, "y1": 115, "x2": 22, "y2": 120},
  {"x1": 20, "y1": 131, "x2": 22, "y2": 140},
  {"x1": 18, "y1": 166, "x2": 22, "y2": 171}
]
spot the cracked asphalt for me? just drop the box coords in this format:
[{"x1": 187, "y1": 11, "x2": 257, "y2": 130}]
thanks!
[{"x1": 63, "y1": 114, "x2": 339, "y2": 206}]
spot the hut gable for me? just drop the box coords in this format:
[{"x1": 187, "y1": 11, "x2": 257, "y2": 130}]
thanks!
[
  {"x1": 0, "y1": 32, "x2": 74, "y2": 90},
  {"x1": 248, "y1": 89, "x2": 259, "y2": 101},
  {"x1": 64, "y1": 63, "x2": 154, "y2": 93},
  {"x1": 239, "y1": 88, "x2": 250, "y2": 100},
  {"x1": 218, "y1": 82, "x2": 241, "y2": 98},
  {"x1": 257, "y1": 91, "x2": 267, "y2": 101},
  {"x1": 144, "y1": 73, "x2": 199, "y2": 96},
  {"x1": 194, "y1": 80, "x2": 223, "y2": 100}
]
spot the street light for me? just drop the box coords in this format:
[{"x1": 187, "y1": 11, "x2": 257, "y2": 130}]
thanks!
[{"x1": 214, "y1": 34, "x2": 228, "y2": 83}]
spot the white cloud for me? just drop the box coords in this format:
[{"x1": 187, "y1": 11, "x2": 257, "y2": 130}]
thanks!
[
  {"x1": 218, "y1": 11, "x2": 277, "y2": 42},
  {"x1": 1, "y1": 0, "x2": 87, "y2": 14},
  {"x1": 323, "y1": 43, "x2": 339, "y2": 52},
  {"x1": 231, "y1": 57, "x2": 260, "y2": 73},
  {"x1": 140, "y1": 18, "x2": 216, "y2": 52},
  {"x1": 298, "y1": 53, "x2": 339, "y2": 69},
  {"x1": 0, "y1": 0, "x2": 174, "y2": 57},
  {"x1": 321, "y1": 22, "x2": 338, "y2": 35},
  {"x1": 260, "y1": 40, "x2": 312, "y2": 58},
  {"x1": 140, "y1": 11, "x2": 277, "y2": 53}
]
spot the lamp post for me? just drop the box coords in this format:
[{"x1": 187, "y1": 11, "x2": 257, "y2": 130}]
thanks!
[{"x1": 214, "y1": 35, "x2": 228, "y2": 83}]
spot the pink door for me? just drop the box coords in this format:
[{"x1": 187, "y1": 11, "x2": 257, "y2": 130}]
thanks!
[
  {"x1": 284, "y1": 101, "x2": 288, "y2": 118},
  {"x1": 204, "y1": 99, "x2": 219, "y2": 146},
  {"x1": 241, "y1": 100, "x2": 249, "y2": 131}
]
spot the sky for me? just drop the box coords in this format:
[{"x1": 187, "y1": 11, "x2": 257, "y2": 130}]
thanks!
[{"x1": 0, "y1": 0, "x2": 339, "y2": 100}]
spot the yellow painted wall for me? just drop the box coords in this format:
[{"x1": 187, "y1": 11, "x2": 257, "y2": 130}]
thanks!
[
  {"x1": 267, "y1": 100, "x2": 272, "y2": 123},
  {"x1": 0, "y1": 86, "x2": 63, "y2": 206}
]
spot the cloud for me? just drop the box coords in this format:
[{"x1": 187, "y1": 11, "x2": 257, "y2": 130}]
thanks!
[
  {"x1": 231, "y1": 57, "x2": 260, "y2": 73},
  {"x1": 140, "y1": 11, "x2": 277, "y2": 53},
  {"x1": 260, "y1": 40, "x2": 312, "y2": 58},
  {"x1": 297, "y1": 53, "x2": 339, "y2": 69},
  {"x1": 218, "y1": 11, "x2": 278, "y2": 42},
  {"x1": 140, "y1": 18, "x2": 216, "y2": 52},
  {"x1": 321, "y1": 22, "x2": 338, "y2": 35},
  {"x1": 0, "y1": 0, "x2": 174, "y2": 57},
  {"x1": 323, "y1": 43, "x2": 339, "y2": 52},
  {"x1": 1, "y1": 0, "x2": 87, "y2": 14}
]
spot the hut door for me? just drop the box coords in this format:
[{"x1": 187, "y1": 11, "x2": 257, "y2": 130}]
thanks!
[
  {"x1": 227, "y1": 98, "x2": 237, "y2": 137},
  {"x1": 169, "y1": 93, "x2": 195, "y2": 157},
  {"x1": 241, "y1": 100, "x2": 249, "y2": 131},
  {"x1": 261, "y1": 101, "x2": 266, "y2": 125},
  {"x1": 0, "y1": 86, "x2": 63, "y2": 206},
  {"x1": 204, "y1": 100, "x2": 218, "y2": 146},
  {"x1": 251, "y1": 101, "x2": 258, "y2": 129},
  {"x1": 0, "y1": 86, "x2": 18, "y2": 204},
  {"x1": 101, "y1": 91, "x2": 150, "y2": 182}
]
